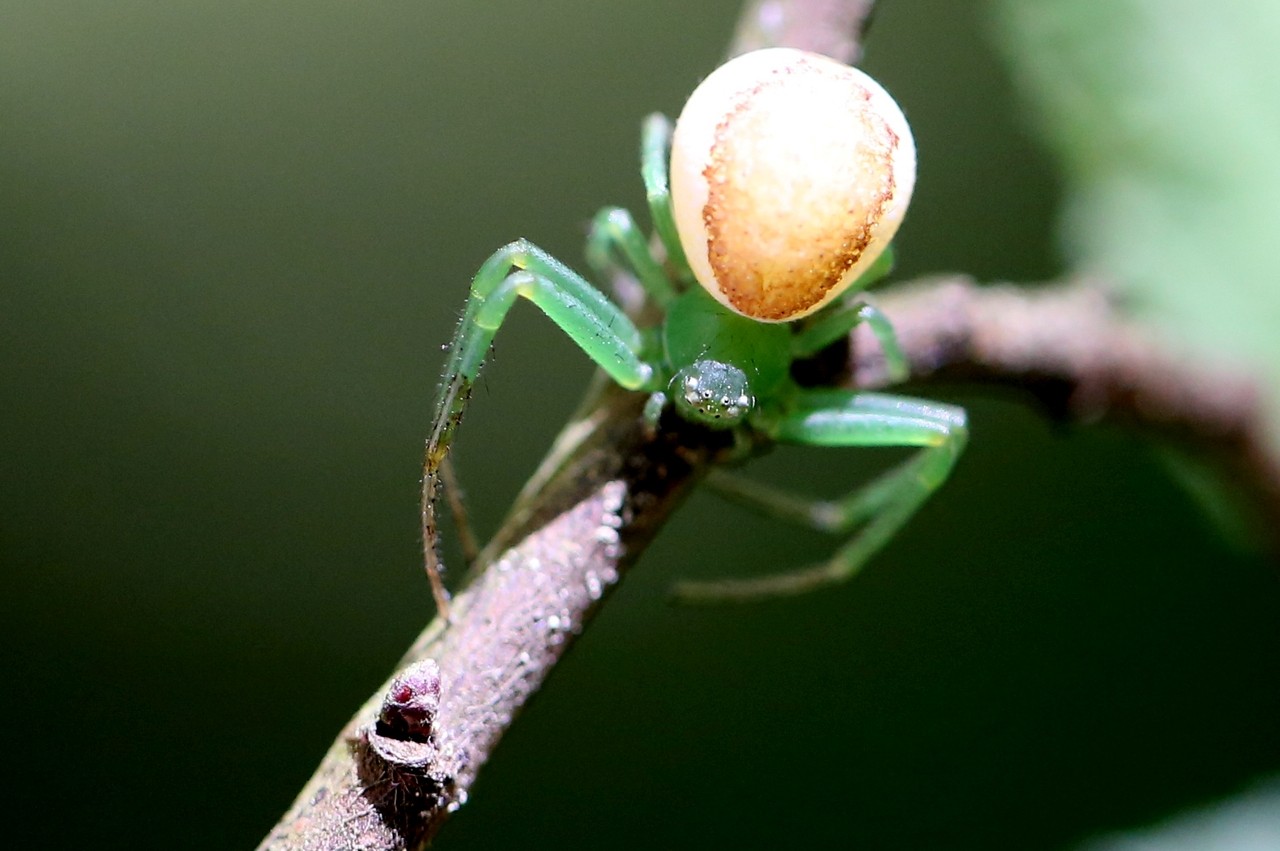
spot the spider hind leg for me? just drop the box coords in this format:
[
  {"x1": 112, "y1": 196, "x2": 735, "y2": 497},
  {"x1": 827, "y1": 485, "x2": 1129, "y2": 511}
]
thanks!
[{"x1": 672, "y1": 390, "x2": 967, "y2": 604}]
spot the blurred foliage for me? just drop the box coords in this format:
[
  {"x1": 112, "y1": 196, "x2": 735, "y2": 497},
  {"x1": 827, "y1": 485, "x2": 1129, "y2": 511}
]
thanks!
[
  {"x1": 995, "y1": 0, "x2": 1280, "y2": 448},
  {"x1": 1080, "y1": 777, "x2": 1280, "y2": 851},
  {"x1": 1, "y1": 2, "x2": 1277, "y2": 849}
]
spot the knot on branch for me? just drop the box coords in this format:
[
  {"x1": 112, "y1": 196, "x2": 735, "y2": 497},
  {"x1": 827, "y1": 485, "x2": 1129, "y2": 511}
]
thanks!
[{"x1": 356, "y1": 659, "x2": 460, "y2": 843}]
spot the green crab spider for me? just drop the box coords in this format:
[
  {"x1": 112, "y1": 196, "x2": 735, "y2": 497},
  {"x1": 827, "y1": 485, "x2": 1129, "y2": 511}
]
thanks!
[{"x1": 421, "y1": 48, "x2": 967, "y2": 612}]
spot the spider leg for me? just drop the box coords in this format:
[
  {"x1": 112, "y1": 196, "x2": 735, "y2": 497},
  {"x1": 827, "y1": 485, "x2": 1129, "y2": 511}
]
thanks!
[
  {"x1": 792, "y1": 294, "x2": 908, "y2": 383},
  {"x1": 423, "y1": 240, "x2": 655, "y2": 617},
  {"x1": 671, "y1": 390, "x2": 966, "y2": 603},
  {"x1": 438, "y1": 456, "x2": 480, "y2": 567},
  {"x1": 585, "y1": 206, "x2": 677, "y2": 307},
  {"x1": 640, "y1": 113, "x2": 692, "y2": 279},
  {"x1": 583, "y1": 114, "x2": 691, "y2": 310}
]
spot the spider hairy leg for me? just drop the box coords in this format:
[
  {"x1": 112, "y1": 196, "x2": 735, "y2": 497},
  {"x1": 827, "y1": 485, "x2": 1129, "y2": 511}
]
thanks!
[{"x1": 438, "y1": 456, "x2": 480, "y2": 567}]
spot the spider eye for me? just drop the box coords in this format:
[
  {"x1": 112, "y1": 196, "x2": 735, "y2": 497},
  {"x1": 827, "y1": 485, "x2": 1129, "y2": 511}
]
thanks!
[
  {"x1": 669, "y1": 48, "x2": 915, "y2": 323},
  {"x1": 672, "y1": 360, "x2": 754, "y2": 429}
]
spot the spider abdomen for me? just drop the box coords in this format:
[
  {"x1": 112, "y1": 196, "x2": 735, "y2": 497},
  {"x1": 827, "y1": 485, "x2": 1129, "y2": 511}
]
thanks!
[{"x1": 670, "y1": 48, "x2": 916, "y2": 322}]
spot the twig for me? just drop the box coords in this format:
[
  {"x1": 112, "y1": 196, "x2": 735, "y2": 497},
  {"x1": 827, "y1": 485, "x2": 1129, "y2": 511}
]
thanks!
[
  {"x1": 731, "y1": 0, "x2": 877, "y2": 62},
  {"x1": 258, "y1": 387, "x2": 734, "y2": 849},
  {"x1": 852, "y1": 277, "x2": 1280, "y2": 543},
  {"x1": 256, "y1": 276, "x2": 1280, "y2": 849},
  {"x1": 257, "y1": 272, "x2": 1280, "y2": 849}
]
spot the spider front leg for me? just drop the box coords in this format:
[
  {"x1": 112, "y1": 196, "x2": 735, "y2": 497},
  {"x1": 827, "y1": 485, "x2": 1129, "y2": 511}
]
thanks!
[
  {"x1": 422, "y1": 239, "x2": 656, "y2": 616},
  {"x1": 671, "y1": 391, "x2": 967, "y2": 604},
  {"x1": 583, "y1": 113, "x2": 691, "y2": 312}
]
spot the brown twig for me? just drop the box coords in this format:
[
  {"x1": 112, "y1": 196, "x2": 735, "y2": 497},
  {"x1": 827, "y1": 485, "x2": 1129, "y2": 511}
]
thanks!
[
  {"x1": 256, "y1": 273, "x2": 1280, "y2": 850},
  {"x1": 258, "y1": 387, "x2": 734, "y2": 849},
  {"x1": 731, "y1": 0, "x2": 877, "y2": 62},
  {"x1": 852, "y1": 277, "x2": 1280, "y2": 544}
]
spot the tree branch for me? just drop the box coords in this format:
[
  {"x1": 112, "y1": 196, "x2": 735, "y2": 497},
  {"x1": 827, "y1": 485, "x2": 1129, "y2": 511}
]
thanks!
[
  {"x1": 731, "y1": 0, "x2": 877, "y2": 62},
  {"x1": 258, "y1": 386, "x2": 734, "y2": 849},
  {"x1": 852, "y1": 277, "x2": 1280, "y2": 546},
  {"x1": 257, "y1": 273, "x2": 1280, "y2": 850}
]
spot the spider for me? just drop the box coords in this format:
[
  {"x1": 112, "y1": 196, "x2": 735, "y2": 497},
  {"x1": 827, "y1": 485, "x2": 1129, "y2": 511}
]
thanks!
[{"x1": 420, "y1": 48, "x2": 967, "y2": 613}]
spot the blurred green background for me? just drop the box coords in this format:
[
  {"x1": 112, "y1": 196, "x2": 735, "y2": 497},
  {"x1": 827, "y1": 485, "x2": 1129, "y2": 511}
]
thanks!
[{"x1": 2, "y1": 1, "x2": 1277, "y2": 848}]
